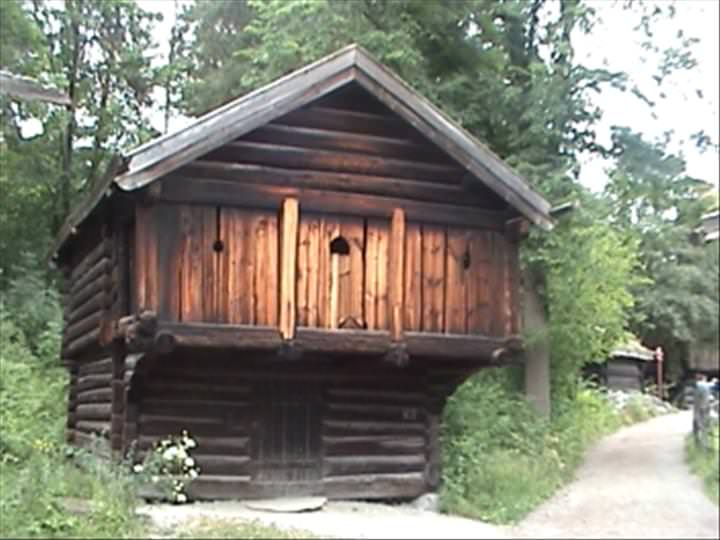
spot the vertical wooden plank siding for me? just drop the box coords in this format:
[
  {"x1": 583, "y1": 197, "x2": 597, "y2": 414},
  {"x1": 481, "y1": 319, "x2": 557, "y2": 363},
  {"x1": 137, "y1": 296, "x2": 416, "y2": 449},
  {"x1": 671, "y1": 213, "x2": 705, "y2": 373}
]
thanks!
[
  {"x1": 364, "y1": 219, "x2": 390, "y2": 330},
  {"x1": 488, "y1": 233, "x2": 506, "y2": 337},
  {"x1": 445, "y1": 227, "x2": 468, "y2": 334},
  {"x1": 403, "y1": 223, "x2": 423, "y2": 332},
  {"x1": 466, "y1": 230, "x2": 490, "y2": 334},
  {"x1": 316, "y1": 218, "x2": 337, "y2": 328},
  {"x1": 179, "y1": 205, "x2": 217, "y2": 322},
  {"x1": 388, "y1": 209, "x2": 406, "y2": 341},
  {"x1": 339, "y1": 218, "x2": 365, "y2": 328},
  {"x1": 297, "y1": 217, "x2": 321, "y2": 326},
  {"x1": 134, "y1": 205, "x2": 157, "y2": 312},
  {"x1": 221, "y1": 207, "x2": 252, "y2": 324},
  {"x1": 154, "y1": 204, "x2": 181, "y2": 321},
  {"x1": 421, "y1": 225, "x2": 446, "y2": 333},
  {"x1": 507, "y1": 240, "x2": 521, "y2": 334},
  {"x1": 252, "y1": 213, "x2": 279, "y2": 326},
  {"x1": 280, "y1": 198, "x2": 299, "y2": 339}
]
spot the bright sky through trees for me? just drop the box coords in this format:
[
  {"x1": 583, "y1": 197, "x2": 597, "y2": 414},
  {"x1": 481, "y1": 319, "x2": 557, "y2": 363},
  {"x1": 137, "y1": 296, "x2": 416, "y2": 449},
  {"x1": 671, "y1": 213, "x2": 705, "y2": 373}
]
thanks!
[{"x1": 137, "y1": 0, "x2": 719, "y2": 192}]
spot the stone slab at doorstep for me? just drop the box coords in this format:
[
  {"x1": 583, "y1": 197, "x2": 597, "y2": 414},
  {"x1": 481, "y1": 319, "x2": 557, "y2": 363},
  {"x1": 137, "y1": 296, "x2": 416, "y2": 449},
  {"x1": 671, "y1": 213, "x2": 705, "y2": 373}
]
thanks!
[{"x1": 244, "y1": 497, "x2": 327, "y2": 513}]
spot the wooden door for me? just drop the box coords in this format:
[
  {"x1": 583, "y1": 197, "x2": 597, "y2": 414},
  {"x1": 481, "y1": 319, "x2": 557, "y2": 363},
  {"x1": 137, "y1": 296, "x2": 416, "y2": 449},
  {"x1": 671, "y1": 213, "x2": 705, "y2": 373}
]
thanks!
[{"x1": 253, "y1": 381, "x2": 322, "y2": 492}]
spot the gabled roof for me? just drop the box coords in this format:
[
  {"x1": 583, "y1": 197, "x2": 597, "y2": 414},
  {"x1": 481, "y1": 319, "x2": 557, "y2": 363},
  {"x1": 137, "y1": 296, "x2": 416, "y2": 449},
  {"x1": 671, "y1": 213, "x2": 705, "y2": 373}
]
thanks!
[{"x1": 51, "y1": 44, "x2": 553, "y2": 258}]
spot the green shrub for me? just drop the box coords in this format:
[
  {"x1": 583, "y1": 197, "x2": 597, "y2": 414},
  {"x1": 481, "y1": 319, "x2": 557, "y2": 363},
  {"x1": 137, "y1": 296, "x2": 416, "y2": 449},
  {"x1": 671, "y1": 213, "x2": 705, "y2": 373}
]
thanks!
[
  {"x1": 440, "y1": 373, "x2": 624, "y2": 524},
  {"x1": 0, "y1": 290, "x2": 144, "y2": 538}
]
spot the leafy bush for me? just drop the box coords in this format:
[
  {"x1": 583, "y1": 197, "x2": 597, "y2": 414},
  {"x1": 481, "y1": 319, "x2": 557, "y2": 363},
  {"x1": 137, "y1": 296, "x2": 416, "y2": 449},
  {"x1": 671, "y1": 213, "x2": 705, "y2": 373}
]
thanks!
[
  {"x1": 0, "y1": 284, "x2": 143, "y2": 538},
  {"x1": 440, "y1": 372, "x2": 626, "y2": 524}
]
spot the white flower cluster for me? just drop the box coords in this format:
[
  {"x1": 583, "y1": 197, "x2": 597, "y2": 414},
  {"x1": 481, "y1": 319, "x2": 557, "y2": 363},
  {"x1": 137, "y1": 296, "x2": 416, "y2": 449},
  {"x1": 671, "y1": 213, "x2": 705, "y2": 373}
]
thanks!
[{"x1": 132, "y1": 430, "x2": 200, "y2": 504}]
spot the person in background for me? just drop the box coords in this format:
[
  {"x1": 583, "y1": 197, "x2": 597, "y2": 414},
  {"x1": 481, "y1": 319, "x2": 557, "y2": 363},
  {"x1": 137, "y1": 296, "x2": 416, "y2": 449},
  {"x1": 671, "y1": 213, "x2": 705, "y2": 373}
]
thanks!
[{"x1": 693, "y1": 373, "x2": 712, "y2": 448}]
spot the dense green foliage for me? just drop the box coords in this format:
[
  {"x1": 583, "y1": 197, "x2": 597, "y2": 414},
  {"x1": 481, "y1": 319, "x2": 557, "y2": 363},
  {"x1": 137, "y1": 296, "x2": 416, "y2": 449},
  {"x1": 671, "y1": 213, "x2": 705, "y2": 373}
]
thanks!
[
  {"x1": 0, "y1": 275, "x2": 143, "y2": 538},
  {"x1": 441, "y1": 371, "x2": 669, "y2": 523}
]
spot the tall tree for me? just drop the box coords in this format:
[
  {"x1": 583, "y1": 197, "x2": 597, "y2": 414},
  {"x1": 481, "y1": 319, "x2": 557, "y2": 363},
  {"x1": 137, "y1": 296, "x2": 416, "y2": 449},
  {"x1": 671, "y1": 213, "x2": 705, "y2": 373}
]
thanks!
[{"x1": 0, "y1": 0, "x2": 161, "y2": 283}]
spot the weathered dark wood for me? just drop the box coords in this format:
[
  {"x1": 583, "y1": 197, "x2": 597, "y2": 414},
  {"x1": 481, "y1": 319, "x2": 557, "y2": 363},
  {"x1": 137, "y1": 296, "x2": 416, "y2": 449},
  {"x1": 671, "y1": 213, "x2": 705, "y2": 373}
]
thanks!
[
  {"x1": 324, "y1": 455, "x2": 425, "y2": 476},
  {"x1": 68, "y1": 275, "x2": 111, "y2": 312},
  {"x1": 66, "y1": 289, "x2": 111, "y2": 326},
  {"x1": 176, "y1": 160, "x2": 498, "y2": 208},
  {"x1": 405, "y1": 332, "x2": 524, "y2": 361},
  {"x1": 243, "y1": 122, "x2": 450, "y2": 164},
  {"x1": 70, "y1": 257, "x2": 110, "y2": 296},
  {"x1": 211, "y1": 141, "x2": 464, "y2": 183},
  {"x1": 323, "y1": 435, "x2": 425, "y2": 456},
  {"x1": 138, "y1": 435, "x2": 249, "y2": 455},
  {"x1": 76, "y1": 403, "x2": 112, "y2": 421},
  {"x1": 76, "y1": 387, "x2": 112, "y2": 404},
  {"x1": 352, "y1": 59, "x2": 552, "y2": 228},
  {"x1": 76, "y1": 420, "x2": 110, "y2": 434},
  {"x1": 323, "y1": 419, "x2": 425, "y2": 436},
  {"x1": 280, "y1": 105, "x2": 417, "y2": 140},
  {"x1": 294, "y1": 328, "x2": 391, "y2": 355},
  {"x1": 70, "y1": 239, "x2": 112, "y2": 283},
  {"x1": 76, "y1": 373, "x2": 111, "y2": 393},
  {"x1": 151, "y1": 324, "x2": 282, "y2": 354},
  {"x1": 326, "y1": 387, "x2": 425, "y2": 404},
  {"x1": 157, "y1": 177, "x2": 507, "y2": 230},
  {"x1": 64, "y1": 310, "x2": 102, "y2": 344},
  {"x1": 64, "y1": 328, "x2": 101, "y2": 358},
  {"x1": 425, "y1": 413, "x2": 441, "y2": 490},
  {"x1": 77, "y1": 357, "x2": 113, "y2": 376}
]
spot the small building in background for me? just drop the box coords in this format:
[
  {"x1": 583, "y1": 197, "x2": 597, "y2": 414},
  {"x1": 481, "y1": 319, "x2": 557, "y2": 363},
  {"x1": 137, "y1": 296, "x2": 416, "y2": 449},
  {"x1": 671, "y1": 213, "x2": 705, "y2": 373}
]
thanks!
[
  {"x1": 699, "y1": 210, "x2": 719, "y2": 243},
  {"x1": 585, "y1": 339, "x2": 656, "y2": 392}
]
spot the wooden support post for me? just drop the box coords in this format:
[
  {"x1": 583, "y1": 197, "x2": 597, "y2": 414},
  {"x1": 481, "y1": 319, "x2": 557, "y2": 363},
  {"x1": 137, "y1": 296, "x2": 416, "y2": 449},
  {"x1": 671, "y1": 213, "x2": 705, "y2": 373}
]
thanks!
[
  {"x1": 279, "y1": 197, "x2": 299, "y2": 341},
  {"x1": 389, "y1": 208, "x2": 406, "y2": 342}
]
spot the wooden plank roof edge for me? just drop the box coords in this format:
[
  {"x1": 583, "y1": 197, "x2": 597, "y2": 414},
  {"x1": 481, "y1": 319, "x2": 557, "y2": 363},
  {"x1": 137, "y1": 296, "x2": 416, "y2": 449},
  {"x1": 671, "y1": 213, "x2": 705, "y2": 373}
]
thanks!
[
  {"x1": 50, "y1": 43, "x2": 554, "y2": 258},
  {"x1": 0, "y1": 70, "x2": 71, "y2": 106}
]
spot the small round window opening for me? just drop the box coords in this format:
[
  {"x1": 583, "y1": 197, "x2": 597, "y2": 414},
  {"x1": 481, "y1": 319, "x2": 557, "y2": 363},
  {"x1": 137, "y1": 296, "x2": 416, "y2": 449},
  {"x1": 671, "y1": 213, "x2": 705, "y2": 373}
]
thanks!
[{"x1": 330, "y1": 236, "x2": 350, "y2": 256}]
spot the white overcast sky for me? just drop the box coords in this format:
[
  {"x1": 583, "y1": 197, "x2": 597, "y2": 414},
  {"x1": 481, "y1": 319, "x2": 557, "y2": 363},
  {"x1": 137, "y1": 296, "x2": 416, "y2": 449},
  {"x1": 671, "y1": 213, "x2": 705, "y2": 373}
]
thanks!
[{"x1": 137, "y1": 0, "x2": 719, "y2": 192}]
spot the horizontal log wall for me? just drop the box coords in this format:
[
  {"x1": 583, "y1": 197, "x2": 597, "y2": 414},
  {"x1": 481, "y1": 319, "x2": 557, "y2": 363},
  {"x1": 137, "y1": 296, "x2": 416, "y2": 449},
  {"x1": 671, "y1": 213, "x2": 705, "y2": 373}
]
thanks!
[
  {"x1": 182, "y1": 83, "x2": 509, "y2": 212},
  {"x1": 131, "y1": 354, "x2": 471, "y2": 500},
  {"x1": 71, "y1": 355, "x2": 113, "y2": 453}
]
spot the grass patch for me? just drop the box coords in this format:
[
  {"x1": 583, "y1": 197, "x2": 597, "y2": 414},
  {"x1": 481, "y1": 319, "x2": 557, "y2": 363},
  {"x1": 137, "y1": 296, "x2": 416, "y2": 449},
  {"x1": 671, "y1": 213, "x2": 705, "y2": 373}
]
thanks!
[
  {"x1": 0, "y1": 308, "x2": 145, "y2": 538},
  {"x1": 439, "y1": 370, "x2": 665, "y2": 525},
  {"x1": 176, "y1": 517, "x2": 318, "y2": 539},
  {"x1": 685, "y1": 426, "x2": 720, "y2": 505}
]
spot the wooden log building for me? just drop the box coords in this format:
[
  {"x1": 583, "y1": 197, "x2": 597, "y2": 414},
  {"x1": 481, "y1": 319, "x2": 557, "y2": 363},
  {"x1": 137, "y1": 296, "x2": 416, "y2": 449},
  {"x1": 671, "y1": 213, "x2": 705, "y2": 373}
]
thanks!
[{"x1": 50, "y1": 45, "x2": 553, "y2": 500}]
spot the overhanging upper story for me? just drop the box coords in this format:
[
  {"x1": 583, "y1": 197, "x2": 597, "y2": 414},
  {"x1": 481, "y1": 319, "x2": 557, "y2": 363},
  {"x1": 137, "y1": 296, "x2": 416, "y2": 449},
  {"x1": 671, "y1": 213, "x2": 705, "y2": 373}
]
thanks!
[{"x1": 53, "y1": 44, "x2": 553, "y2": 366}]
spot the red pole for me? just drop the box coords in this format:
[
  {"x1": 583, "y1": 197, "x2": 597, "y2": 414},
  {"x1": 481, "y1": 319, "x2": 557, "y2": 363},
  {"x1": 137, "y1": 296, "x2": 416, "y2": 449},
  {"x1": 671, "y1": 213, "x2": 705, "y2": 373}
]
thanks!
[{"x1": 656, "y1": 347, "x2": 664, "y2": 399}]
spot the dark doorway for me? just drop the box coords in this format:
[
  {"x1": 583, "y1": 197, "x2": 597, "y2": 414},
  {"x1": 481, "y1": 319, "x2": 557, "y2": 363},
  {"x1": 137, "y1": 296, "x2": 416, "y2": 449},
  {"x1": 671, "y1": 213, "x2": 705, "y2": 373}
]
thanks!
[{"x1": 253, "y1": 381, "x2": 323, "y2": 495}]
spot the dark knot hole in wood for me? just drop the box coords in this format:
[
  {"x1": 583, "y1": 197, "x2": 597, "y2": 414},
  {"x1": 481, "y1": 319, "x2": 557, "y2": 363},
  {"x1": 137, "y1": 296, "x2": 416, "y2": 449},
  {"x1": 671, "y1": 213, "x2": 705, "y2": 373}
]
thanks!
[
  {"x1": 213, "y1": 239, "x2": 224, "y2": 253},
  {"x1": 462, "y1": 249, "x2": 471, "y2": 270},
  {"x1": 330, "y1": 235, "x2": 350, "y2": 256}
]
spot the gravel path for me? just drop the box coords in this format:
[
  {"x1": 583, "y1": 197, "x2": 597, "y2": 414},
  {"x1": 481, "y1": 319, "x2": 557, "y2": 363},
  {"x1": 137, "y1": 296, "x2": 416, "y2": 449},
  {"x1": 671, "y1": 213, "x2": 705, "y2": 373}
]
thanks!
[
  {"x1": 510, "y1": 410, "x2": 719, "y2": 539},
  {"x1": 138, "y1": 411, "x2": 718, "y2": 539}
]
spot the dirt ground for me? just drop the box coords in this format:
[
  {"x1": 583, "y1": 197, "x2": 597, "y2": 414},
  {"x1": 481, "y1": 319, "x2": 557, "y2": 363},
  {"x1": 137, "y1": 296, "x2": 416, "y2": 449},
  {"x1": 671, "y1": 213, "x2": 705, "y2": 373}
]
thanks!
[{"x1": 138, "y1": 411, "x2": 719, "y2": 539}]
